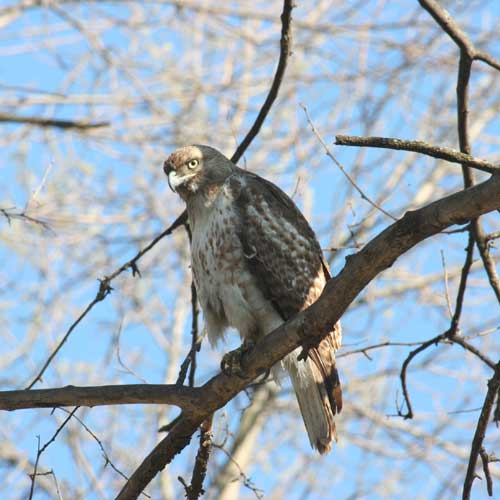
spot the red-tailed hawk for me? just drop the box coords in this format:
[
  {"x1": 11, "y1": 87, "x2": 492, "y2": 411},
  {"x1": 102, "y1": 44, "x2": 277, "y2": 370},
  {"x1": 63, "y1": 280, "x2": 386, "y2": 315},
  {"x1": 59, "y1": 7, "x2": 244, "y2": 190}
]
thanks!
[{"x1": 163, "y1": 145, "x2": 342, "y2": 453}]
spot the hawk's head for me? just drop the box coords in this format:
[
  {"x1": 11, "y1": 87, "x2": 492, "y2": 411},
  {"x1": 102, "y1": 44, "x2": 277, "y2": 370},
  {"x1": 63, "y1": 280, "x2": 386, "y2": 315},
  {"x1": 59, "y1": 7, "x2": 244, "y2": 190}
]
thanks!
[{"x1": 163, "y1": 145, "x2": 234, "y2": 199}]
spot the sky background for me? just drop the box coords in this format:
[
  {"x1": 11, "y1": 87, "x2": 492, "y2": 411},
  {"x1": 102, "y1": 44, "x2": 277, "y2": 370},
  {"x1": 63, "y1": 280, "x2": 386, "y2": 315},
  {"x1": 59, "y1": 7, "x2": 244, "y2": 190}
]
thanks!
[{"x1": 0, "y1": 1, "x2": 499, "y2": 499}]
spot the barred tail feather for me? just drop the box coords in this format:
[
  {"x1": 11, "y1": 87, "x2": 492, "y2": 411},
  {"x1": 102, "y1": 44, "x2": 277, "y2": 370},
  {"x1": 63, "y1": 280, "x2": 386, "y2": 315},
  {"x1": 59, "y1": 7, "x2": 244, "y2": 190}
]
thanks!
[{"x1": 285, "y1": 347, "x2": 342, "y2": 454}]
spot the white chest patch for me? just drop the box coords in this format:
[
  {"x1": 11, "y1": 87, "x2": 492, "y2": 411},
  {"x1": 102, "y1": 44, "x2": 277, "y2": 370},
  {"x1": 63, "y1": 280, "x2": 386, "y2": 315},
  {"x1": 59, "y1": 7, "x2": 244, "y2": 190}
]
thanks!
[{"x1": 189, "y1": 185, "x2": 282, "y2": 345}]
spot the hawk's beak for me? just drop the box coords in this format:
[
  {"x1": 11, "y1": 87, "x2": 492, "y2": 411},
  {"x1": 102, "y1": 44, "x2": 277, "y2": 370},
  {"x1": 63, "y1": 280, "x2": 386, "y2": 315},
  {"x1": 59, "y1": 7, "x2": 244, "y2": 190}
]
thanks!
[
  {"x1": 167, "y1": 170, "x2": 196, "y2": 193},
  {"x1": 167, "y1": 171, "x2": 177, "y2": 193},
  {"x1": 163, "y1": 160, "x2": 176, "y2": 192}
]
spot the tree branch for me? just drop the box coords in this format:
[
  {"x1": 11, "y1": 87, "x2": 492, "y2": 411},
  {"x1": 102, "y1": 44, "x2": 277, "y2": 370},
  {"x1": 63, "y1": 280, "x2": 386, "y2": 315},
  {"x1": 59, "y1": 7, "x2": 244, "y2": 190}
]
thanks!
[
  {"x1": 181, "y1": 416, "x2": 213, "y2": 500},
  {"x1": 230, "y1": 0, "x2": 294, "y2": 164},
  {"x1": 334, "y1": 136, "x2": 499, "y2": 175},
  {"x1": 0, "y1": 112, "x2": 109, "y2": 130},
  {"x1": 115, "y1": 417, "x2": 200, "y2": 500},
  {"x1": 303, "y1": 109, "x2": 397, "y2": 220},
  {"x1": 26, "y1": 210, "x2": 188, "y2": 389},
  {"x1": 2, "y1": 173, "x2": 499, "y2": 497},
  {"x1": 0, "y1": 385, "x2": 199, "y2": 412},
  {"x1": 463, "y1": 362, "x2": 500, "y2": 500},
  {"x1": 418, "y1": 0, "x2": 500, "y2": 71}
]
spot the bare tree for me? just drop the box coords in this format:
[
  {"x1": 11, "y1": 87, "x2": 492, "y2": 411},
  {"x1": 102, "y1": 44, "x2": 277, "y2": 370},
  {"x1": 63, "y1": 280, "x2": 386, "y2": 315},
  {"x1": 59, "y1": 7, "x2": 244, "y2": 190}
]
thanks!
[{"x1": 0, "y1": 1, "x2": 499, "y2": 499}]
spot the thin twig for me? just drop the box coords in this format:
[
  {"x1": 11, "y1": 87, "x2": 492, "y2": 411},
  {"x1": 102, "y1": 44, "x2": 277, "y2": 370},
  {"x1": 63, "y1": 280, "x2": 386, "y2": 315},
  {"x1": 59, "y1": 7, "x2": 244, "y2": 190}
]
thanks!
[
  {"x1": 302, "y1": 106, "x2": 397, "y2": 221},
  {"x1": 337, "y1": 340, "x2": 426, "y2": 359},
  {"x1": 26, "y1": 210, "x2": 188, "y2": 389},
  {"x1": 1, "y1": 206, "x2": 52, "y2": 230},
  {"x1": 230, "y1": 0, "x2": 295, "y2": 164},
  {"x1": 212, "y1": 443, "x2": 264, "y2": 499},
  {"x1": 28, "y1": 436, "x2": 41, "y2": 500},
  {"x1": 56, "y1": 408, "x2": 150, "y2": 498},
  {"x1": 28, "y1": 407, "x2": 79, "y2": 499},
  {"x1": 479, "y1": 447, "x2": 494, "y2": 497},
  {"x1": 399, "y1": 331, "x2": 497, "y2": 419},
  {"x1": 334, "y1": 136, "x2": 499, "y2": 175},
  {"x1": 447, "y1": 229, "x2": 475, "y2": 337},
  {"x1": 440, "y1": 250, "x2": 454, "y2": 319}
]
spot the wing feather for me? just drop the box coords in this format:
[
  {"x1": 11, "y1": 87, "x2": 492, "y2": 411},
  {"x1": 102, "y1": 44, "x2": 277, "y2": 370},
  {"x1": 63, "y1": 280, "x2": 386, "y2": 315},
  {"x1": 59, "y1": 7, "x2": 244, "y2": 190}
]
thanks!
[
  {"x1": 232, "y1": 169, "x2": 326, "y2": 320},
  {"x1": 232, "y1": 170, "x2": 342, "y2": 417}
]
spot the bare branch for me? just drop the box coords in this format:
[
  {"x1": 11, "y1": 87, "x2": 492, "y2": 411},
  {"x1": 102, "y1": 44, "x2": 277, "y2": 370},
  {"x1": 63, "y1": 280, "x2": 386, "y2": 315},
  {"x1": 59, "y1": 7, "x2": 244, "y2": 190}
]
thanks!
[
  {"x1": 26, "y1": 210, "x2": 188, "y2": 389},
  {"x1": 479, "y1": 447, "x2": 494, "y2": 497},
  {"x1": 0, "y1": 385, "x2": 198, "y2": 412},
  {"x1": 1, "y1": 206, "x2": 52, "y2": 230},
  {"x1": 418, "y1": 0, "x2": 500, "y2": 71},
  {"x1": 334, "y1": 136, "x2": 499, "y2": 175},
  {"x1": 447, "y1": 229, "x2": 475, "y2": 336},
  {"x1": 302, "y1": 107, "x2": 397, "y2": 221},
  {"x1": 28, "y1": 407, "x2": 79, "y2": 499},
  {"x1": 399, "y1": 329, "x2": 496, "y2": 420},
  {"x1": 230, "y1": 0, "x2": 295, "y2": 164},
  {"x1": 463, "y1": 363, "x2": 500, "y2": 500},
  {"x1": 182, "y1": 416, "x2": 213, "y2": 500},
  {"x1": 0, "y1": 112, "x2": 109, "y2": 130}
]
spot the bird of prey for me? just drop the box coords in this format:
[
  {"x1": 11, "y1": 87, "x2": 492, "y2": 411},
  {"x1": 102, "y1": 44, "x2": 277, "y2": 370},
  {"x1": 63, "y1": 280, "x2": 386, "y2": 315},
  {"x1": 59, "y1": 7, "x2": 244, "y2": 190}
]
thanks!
[{"x1": 163, "y1": 145, "x2": 342, "y2": 453}]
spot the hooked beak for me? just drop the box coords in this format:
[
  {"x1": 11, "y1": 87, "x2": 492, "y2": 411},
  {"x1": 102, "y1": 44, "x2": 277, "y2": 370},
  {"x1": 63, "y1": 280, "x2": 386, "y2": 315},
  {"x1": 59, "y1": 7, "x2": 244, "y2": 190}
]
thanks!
[
  {"x1": 167, "y1": 171, "x2": 178, "y2": 193},
  {"x1": 165, "y1": 169, "x2": 196, "y2": 193}
]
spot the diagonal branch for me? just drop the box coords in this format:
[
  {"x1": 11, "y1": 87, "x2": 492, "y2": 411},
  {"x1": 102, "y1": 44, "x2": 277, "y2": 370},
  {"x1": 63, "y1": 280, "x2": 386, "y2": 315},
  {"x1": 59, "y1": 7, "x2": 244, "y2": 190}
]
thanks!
[
  {"x1": 463, "y1": 362, "x2": 500, "y2": 500},
  {"x1": 115, "y1": 172, "x2": 500, "y2": 498},
  {"x1": 26, "y1": 210, "x2": 188, "y2": 389},
  {"x1": 418, "y1": 0, "x2": 500, "y2": 71},
  {"x1": 3, "y1": 163, "x2": 500, "y2": 498},
  {"x1": 303, "y1": 108, "x2": 397, "y2": 220},
  {"x1": 230, "y1": 0, "x2": 295, "y2": 164}
]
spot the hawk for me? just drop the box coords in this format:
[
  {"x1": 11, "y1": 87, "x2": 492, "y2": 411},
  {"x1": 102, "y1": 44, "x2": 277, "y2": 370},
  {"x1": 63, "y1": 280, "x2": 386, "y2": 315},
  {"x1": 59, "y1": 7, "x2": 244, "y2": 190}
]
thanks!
[{"x1": 163, "y1": 145, "x2": 342, "y2": 453}]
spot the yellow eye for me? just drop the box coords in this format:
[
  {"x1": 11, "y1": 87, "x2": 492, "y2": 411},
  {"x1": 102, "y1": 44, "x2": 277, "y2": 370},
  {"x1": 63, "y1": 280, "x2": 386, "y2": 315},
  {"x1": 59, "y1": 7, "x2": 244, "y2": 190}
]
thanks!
[{"x1": 187, "y1": 159, "x2": 199, "y2": 169}]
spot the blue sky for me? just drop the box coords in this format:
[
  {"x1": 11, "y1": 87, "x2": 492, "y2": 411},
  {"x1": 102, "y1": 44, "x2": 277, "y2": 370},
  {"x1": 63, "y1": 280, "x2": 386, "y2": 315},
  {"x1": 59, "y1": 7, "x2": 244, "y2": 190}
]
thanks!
[{"x1": 1, "y1": 1, "x2": 499, "y2": 499}]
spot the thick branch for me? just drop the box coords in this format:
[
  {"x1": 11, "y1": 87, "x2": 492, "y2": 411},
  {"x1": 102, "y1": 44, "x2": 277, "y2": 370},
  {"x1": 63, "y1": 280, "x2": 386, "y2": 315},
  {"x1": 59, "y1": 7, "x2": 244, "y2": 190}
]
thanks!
[
  {"x1": 4, "y1": 172, "x2": 500, "y2": 498},
  {"x1": 334, "y1": 136, "x2": 499, "y2": 175},
  {"x1": 116, "y1": 417, "x2": 200, "y2": 500},
  {"x1": 0, "y1": 385, "x2": 199, "y2": 413},
  {"x1": 118, "y1": 172, "x2": 500, "y2": 498}
]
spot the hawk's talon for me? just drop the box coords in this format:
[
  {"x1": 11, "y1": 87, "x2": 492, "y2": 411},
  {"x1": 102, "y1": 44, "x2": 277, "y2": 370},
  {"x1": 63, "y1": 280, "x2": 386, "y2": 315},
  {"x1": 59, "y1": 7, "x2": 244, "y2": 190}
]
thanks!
[{"x1": 221, "y1": 340, "x2": 255, "y2": 378}]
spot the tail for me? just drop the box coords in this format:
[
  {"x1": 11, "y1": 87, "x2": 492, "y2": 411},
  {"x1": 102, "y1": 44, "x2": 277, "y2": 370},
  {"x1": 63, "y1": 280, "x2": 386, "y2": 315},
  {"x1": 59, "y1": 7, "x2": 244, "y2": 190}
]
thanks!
[{"x1": 285, "y1": 329, "x2": 342, "y2": 454}]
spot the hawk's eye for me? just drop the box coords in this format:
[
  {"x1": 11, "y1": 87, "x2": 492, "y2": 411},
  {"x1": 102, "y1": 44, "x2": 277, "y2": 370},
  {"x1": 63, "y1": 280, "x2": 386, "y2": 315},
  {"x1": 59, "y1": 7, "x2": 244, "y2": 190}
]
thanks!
[{"x1": 187, "y1": 159, "x2": 199, "y2": 169}]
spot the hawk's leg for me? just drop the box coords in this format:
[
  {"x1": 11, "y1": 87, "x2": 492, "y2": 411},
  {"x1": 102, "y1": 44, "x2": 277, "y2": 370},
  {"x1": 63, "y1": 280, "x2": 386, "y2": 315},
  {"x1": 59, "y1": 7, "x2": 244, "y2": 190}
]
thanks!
[{"x1": 221, "y1": 339, "x2": 256, "y2": 378}]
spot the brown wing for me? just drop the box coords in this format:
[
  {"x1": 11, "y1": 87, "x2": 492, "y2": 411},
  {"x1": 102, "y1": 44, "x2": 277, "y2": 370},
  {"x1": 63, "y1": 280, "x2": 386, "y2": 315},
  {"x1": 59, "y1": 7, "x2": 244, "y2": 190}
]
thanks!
[
  {"x1": 232, "y1": 169, "x2": 342, "y2": 415},
  {"x1": 232, "y1": 168, "x2": 325, "y2": 318}
]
